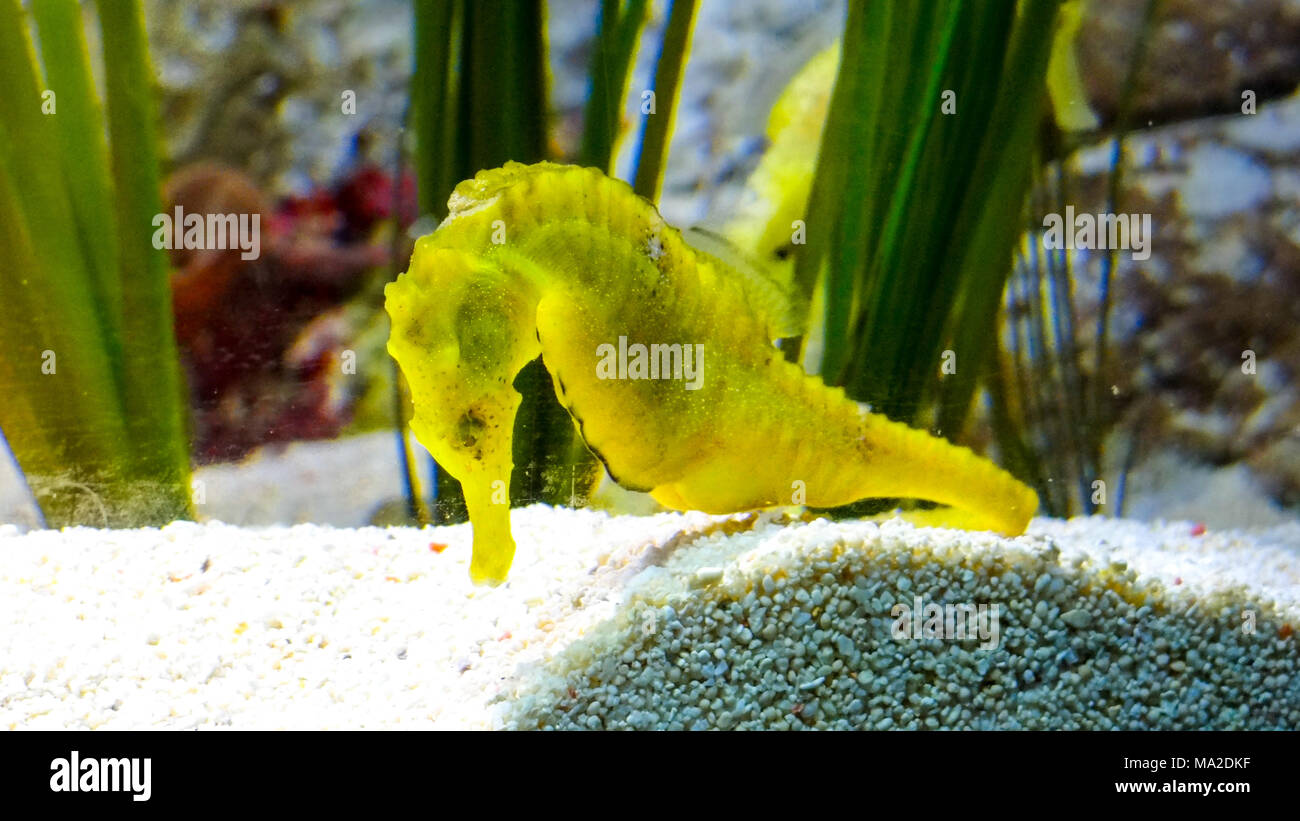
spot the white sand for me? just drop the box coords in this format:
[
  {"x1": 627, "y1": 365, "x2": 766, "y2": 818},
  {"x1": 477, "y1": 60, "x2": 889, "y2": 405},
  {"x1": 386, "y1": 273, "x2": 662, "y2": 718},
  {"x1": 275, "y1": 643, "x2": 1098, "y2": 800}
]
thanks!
[{"x1": 0, "y1": 508, "x2": 1297, "y2": 729}]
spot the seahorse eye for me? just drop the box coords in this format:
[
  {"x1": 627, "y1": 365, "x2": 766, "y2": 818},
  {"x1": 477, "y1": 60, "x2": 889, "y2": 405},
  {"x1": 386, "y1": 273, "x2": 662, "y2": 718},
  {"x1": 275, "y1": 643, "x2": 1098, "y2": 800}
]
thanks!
[{"x1": 456, "y1": 408, "x2": 487, "y2": 449}]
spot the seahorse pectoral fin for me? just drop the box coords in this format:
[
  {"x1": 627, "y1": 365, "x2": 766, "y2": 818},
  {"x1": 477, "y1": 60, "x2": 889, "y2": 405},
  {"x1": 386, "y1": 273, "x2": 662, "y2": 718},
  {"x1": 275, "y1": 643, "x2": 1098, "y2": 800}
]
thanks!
[{"x1": 682, "y1": 227, "x2": 807, "y2": 339}]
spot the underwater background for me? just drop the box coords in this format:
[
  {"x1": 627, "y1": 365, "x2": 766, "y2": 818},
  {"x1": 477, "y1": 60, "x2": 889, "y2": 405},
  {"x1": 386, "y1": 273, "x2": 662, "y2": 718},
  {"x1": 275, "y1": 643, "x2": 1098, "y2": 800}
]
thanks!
[{"x1": 3, "y1": 0, "x2": 1298, "y2": 531}]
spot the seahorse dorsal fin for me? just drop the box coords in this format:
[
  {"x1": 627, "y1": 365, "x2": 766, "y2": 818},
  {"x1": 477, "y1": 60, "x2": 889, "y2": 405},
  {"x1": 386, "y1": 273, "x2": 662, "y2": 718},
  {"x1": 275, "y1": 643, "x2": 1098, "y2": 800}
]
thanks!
[{"x1": 682, "y1": 225, "x2": 808, "y2": 340}]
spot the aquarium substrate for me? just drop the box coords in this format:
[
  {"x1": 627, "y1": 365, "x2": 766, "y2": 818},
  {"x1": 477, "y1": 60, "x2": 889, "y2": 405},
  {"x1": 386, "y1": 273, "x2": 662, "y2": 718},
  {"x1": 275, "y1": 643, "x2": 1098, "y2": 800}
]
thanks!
[{"x1": 0, "y1": 509, "x2": 1296, "y2": 730}]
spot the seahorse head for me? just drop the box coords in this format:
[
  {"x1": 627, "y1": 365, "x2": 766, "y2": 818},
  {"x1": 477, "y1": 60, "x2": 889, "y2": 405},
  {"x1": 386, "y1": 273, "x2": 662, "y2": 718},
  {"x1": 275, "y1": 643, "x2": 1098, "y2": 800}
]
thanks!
[{"x1": 385, "y1": 242, "x2": 541, "y2": 583}]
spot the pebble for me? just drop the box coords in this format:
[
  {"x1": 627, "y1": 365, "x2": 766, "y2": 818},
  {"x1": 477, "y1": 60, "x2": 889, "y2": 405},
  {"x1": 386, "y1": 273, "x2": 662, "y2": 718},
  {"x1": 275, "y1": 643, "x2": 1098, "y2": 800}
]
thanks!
[
  {"x1": 1062, "y1": 609, "x2": 1092, "y2": 628},
  {"x1": 692, "y1": 567, "x2": 724, "y2": 587}
]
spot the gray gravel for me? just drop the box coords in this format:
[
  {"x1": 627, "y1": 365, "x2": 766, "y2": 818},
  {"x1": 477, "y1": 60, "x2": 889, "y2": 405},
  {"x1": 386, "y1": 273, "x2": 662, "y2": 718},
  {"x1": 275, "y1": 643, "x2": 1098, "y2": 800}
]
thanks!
[{"x1": 507, "y1": 514, "x2": 1300, "y2": 730}]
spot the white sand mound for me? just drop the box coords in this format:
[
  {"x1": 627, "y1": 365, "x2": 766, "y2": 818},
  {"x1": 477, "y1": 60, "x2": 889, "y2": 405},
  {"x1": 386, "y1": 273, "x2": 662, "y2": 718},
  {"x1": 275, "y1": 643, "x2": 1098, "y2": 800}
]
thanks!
[{"x1": 0, "y1": 508, "x2": 1296, "y2": 730}]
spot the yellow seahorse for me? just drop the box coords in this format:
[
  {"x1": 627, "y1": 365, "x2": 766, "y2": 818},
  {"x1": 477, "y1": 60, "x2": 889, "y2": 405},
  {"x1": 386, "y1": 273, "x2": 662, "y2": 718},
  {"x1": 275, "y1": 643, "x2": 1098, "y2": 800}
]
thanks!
[{"x1": 386, "y1": 162, "x2": 1038, "y2": 584}]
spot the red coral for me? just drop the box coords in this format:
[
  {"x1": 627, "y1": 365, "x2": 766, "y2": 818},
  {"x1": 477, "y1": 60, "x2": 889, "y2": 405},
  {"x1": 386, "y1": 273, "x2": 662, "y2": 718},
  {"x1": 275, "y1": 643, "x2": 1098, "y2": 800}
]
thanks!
[{"x1": 164, "y1": 162, "x2": 409, "y2": 463}]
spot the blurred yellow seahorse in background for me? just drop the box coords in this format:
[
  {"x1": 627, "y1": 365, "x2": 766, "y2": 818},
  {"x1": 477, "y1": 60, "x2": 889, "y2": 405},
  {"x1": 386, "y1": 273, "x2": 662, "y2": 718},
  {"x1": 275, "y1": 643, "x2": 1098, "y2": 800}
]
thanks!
[
  {"x1": 717, "y1": 3, "x2": 1099, "y2": 361},
  {"x1": 386, "y1": 162, "x2": 1038, "y2": 584}
]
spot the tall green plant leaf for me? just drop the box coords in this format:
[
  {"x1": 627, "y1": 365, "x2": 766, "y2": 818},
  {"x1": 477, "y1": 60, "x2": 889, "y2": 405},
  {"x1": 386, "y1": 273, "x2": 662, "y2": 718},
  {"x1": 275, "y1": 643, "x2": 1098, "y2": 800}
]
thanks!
[
  {"x1": 31, "y1": 0, "x2": 122, "y2": 352},
  {"x1": 632, "y1": 0, "x2": 696, "y2": 202},
  {"x1": 990, "y1": 0, "x2": 1162, "y2": 517},
  {"x1": 579, "y1": 0, "x2": 649, "y2": 171},
  {"x1": 932, "y1": 0, "x2": 1063, "y2": 438},
  {"x1": 97, "y1": 0, "x2": 191, "y2": 519},
  {"x1": 797, "y1": 0, "x2": 1062, "y2": 442},
  {"x1": 0, "y1": 0, "x2": 192, "y2": 526},
  {"x1": 412, "y1": 0, "x2": 457, "y2": 220}
]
